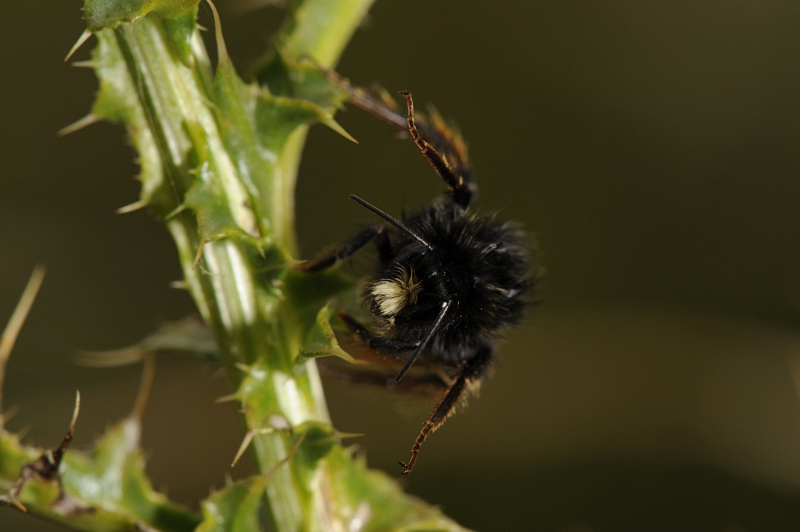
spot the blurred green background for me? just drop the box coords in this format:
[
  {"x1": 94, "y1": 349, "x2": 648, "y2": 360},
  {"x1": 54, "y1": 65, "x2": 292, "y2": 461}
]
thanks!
[{"x1": 3, "y1": 0, "x2": 800, "y2": 530}]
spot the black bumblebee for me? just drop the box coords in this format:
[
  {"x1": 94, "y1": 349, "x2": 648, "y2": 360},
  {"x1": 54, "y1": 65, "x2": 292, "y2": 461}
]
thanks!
[{"x1": 296, "y1": 70, "x2": 535, "y2": 474}]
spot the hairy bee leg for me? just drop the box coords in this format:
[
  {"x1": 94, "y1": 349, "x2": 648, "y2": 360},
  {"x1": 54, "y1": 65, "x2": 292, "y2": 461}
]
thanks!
[
  {"x1": 400, "y1": 92, "x2": 476, "y2": 208},
  {"x1": 305, "y1": 56, "x2": 476, "y2": 198},
  {"x1": 307, "y1": 59, "x2": 478, "y2": 206},
  {"x1": 293, "y1": 225, "x2": 384, "y2": 273},
  {"x1": 399, "y1": 372, "x2": 467, "y2": 475},
  {"x1": 337, "y1": 310, "x2": 420, "y2": 355},
  {"x1": 400, "y1": 345, "x2": 493, "y2": 475},
  {"x1": 306, "y1": 59, "x2": 408, "y2": 130}
]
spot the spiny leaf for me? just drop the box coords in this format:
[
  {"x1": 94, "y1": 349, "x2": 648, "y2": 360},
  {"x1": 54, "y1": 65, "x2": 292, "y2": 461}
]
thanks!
[
  {"x1": 76, "y1": 316, "x2": 219, "y2": 367},
  {"x1": 256, "y1": 93, "x2": 355, "y2": 148},
  {"x1": 284, "y1": 269, "x2": 360, "y2": 369},
  {"x1": 0, "y1": 420, "x2": 199, "y2": 532},
  {"x1": 284, "y1": 267, "x2": 358, "y2": 319},
  {"x1": 325, "y1": 447, "x2": 473, "y2": 532},
  {"x1": 196, "y1": 476, "x2": 267, "y2": 532},
  {"x1": 292, "y1": 421, "x2": 338, "y2": 467},
  {"x1": 297, "y1": 305, "x2": 356, "y2": 364},
  {"x1": 90, "y1": 28, "x2": 188, "y2": 215},
  {"x1": 161, "y1": 5, "x2": 200, "y2": 66},
  {"x1": 183, "y1": 164, "x2": 247, "y2": 244},
  {"x1": 84, "y1": 0, "x2": 200, "y2": 32},
  {"x1": 257, "y1": 51, "x2": 348, "y2": 109},
  {"x1": 125, "y1": 315, "x2": 218, "y2": 360},
  {"x1": 62, "y1": 418, "x2": 200, "y2": 531},
  {"x1": 0, "y1": 432, "x2": 37, "y2": 483}
]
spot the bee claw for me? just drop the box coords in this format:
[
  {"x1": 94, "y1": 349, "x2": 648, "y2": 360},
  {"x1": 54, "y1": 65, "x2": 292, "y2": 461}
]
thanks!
[{"x1": 399, "y1": 460, "x2": 413, "y2": 475}]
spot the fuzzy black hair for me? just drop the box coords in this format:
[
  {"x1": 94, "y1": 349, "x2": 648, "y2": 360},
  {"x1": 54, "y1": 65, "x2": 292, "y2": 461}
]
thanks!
[{"x1": 365, "y1": 202, "x2": 533, "y2": 369}]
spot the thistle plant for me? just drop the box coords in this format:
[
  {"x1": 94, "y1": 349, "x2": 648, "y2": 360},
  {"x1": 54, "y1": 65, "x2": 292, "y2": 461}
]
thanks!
[{"x1": 0, "y1": 0, "x2": 469, "y2": 530}]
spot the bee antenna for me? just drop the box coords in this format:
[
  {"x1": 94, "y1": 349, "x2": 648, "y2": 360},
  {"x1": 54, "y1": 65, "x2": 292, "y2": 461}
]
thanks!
[
  {"x1": 395, "y1": 300, "x2": 452, "y2": 383},
  {"x1": 350, "y1": 195, "x2": 433, "y2": 251}
]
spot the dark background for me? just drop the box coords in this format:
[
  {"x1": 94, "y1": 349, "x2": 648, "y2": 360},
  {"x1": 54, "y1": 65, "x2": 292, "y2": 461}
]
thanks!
[{"x1": 3, "y1": 1, "x2": 800, "y2": 530}]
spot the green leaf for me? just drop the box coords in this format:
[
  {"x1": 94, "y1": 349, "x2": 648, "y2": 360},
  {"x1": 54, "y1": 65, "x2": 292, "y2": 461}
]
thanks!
[
  {"x1": 0, "y1": 421, "x2": 199, "y2": 532},
  {"x1": 297, "y1": 304, "x2": 356, "y2": 364},
  {"x1": 325, "y1": 448, "x2": 473, "y2": 532},
  {"x1": 62, "y1": 419, "x2": 200, "y2": 531},
  {"x1": 254, "y1": 90, "x2": 357, "y2": 151},
  {"x1": 257, "y1": 51, "x2": 347, "y2": 109},
  {"x1": 0, "y1": 432, "x2": 37, "y2": 484},
  {"x1": 196, "y1": 476, "x2": 267, "y2": 532},
  {"x1": 183, "y1": 166, "x2": 246, "y2": 244},
  {"x1": 75, "y1": 316, "x2": 219, "y2": 367},
  {"x1": 284, "y1": 268, "x2": 357, "y2": 310},
  {"x1": 284, "y1": 267, "x2": 360, "y2": 347},
  {"x1": 292, "y1": 421, "x2": 339, "y2": 467},
  {"x1": 90, "y1": 26, "x2": 196, "y2": 215},
  {"x1": 161, "y1": 6, "x2": 200, "y2": 66},
  {"x1": 138, "y1": 315, "x2": 218, "y2": 360},
  {"x1": 84, "y1": 0, "x2": 201, "y2": 32}
]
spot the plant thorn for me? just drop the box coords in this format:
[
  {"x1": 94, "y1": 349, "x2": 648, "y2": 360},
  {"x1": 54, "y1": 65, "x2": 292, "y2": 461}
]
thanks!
[
  {"x1": 163, "y1": 204, "x2": 187, "y2": 220},
  {"x1": 231, "y1": 429, "x2": 256, "y2": 467},
  {"x1": 69, "y1": 391, "x2": 81, "y2": 431},
  {"x1": 71, "y1": 60, "x2": 96, "y2": 69},
  {"x1": 58, "y1": 114, "x2": 99, "y2": 137},
  {"x1": 64, "y1": 30, "x2": 92, "y2": 62},
  {"x1": 214, "y1": 393, "x2": 239, "y2": 403},
  {"x1": 324, "y1": 118, "x2": 358, "y2": 144},
  {"x1": 116, "y1": 201, "x2": 148, "y2": 214}
]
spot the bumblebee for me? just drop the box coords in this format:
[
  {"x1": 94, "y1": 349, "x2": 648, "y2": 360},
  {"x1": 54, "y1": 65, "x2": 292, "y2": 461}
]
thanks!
[{"x1": 296, "y1": 71, "x2": 535, "y2": 474}]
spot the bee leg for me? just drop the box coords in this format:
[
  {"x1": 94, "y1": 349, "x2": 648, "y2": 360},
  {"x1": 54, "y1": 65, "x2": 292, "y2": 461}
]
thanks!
[
  {"x1": 399, "y1": 92, "x2": 477, "y2": 208},
  {"x1": 307, "y1": 57, "x2": 477, "y2": 206},
  {"x1": 337, "y1": 310, "x2": 419, "y2": 356},
  {"x1": 399, "y1": 345, "x2": 493, "y2": 475},
  {"x1": 308, "y1": 60, "x2": 408, "y2": 131},
  {"x1": 293, "y1": 225, "x2": 384, "y2": 273},
  {"x1": 310, "y1": 62, "x2": 477, "y2": 205}
]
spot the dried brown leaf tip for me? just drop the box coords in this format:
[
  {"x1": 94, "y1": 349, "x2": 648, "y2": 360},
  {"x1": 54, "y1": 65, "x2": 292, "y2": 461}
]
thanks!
[{"x1": 0, "y1": 392, "x2": 83, "y2": 513}]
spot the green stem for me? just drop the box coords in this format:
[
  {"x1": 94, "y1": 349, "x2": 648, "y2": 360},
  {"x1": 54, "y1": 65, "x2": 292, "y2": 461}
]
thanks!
[
  {"x1": 282, "y1": 0, "x2": 374, "y2": 67},
  {"x1": 273, "y1": 0, "x2": 375, "y2": 254},
  {"x1": 108, "y1": 1, "x2": 375, "y2": 529},
  {"x1": 0, "y1": 0, "x2": 470, "y2": 530}
]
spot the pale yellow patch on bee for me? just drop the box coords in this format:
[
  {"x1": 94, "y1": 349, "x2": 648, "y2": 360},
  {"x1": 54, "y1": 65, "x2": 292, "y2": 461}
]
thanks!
[{"x1": 370, "y1": 266, "x2": 423, "y2": 317}]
